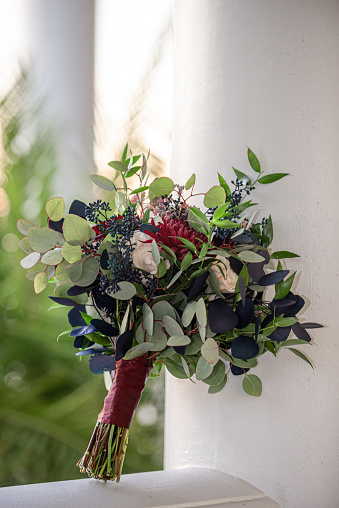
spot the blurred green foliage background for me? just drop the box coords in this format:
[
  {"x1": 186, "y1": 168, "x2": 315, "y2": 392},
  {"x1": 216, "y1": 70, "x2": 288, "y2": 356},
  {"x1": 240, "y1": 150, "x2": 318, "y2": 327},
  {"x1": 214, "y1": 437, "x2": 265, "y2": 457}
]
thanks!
[{"x1": 0, "y1": 74, "x2": 164, "y2": 487}]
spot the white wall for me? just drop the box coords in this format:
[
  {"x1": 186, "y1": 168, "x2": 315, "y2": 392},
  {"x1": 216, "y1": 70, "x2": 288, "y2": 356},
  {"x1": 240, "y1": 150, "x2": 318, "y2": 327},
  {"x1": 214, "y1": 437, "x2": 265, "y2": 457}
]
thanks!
[
  {"x1": 166, "y1": 2, "x2": 339, "y2": 508},
  {"x1": 24, "y1": 0, "x2": 95, "y2": 202}
]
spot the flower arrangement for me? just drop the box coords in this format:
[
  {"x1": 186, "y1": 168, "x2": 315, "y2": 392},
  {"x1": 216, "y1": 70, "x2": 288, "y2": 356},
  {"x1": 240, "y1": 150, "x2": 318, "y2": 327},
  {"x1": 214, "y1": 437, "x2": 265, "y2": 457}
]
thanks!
[{"x1": 17, "y1": 145, "x2": 322, "y2": 482}]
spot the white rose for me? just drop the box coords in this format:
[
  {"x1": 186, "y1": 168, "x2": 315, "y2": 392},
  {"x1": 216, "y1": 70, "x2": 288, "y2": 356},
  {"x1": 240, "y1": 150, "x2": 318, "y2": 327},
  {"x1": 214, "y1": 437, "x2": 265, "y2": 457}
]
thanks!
[
  {"x1": 131, "y1": 231, "x2": 170, "y2": 274},
  {"x1": 210, "y1": 255, "x2": 238, "y2": 293}
]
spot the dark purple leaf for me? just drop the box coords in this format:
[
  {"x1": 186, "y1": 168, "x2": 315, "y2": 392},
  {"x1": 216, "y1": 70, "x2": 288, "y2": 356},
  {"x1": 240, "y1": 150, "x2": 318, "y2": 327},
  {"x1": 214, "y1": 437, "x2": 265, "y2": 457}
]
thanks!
[
  {"x1": 69, "y1": 199, "x2": 87, "y2": 218},
  {"x1": 231, "y1": 335, "x2": 259, "y2": 359},
  {"x1": 284, "y1": 293, "x2": 305, "y2": 317},
  {"x1": 231, "y1": 364, "x2": 250, "y2": 376},
  {"x1": 299, "y1": 322, "x2": 323, "y2": 329},
  {"x1": 187, "y1": 272, "x2": 209, "y2": 302},
  {"x1": 269, "y1": 298, "x2": 296, "y2": 317},
  {"x1": 70, "y1": 325, "x2": 98, "y2": 337},
  {"x1": 292, "y1": 324, "x2": 311, "y2": 342},
  {"x1": 228, "y1": 256, "x2": 243, "y2": 275},
  {"x1": 68, "y1": 305, "x2": 86, "y2": 326},
  {"x1": 89, "y1": 354, "x2": 116, "y2": 374},
  {"x1": 48, "y1": 217, "x2": 64, "y2": 233},
  {"x1": 208, "y1": 299, "x2": 239, "y2": 333},
  {"x1": 233, "y1": 234, "x2": 253, "y2": 244},
  {"x1": 140, "y1": 223, "x2": 159, "y2": 234},
  {"x1": 73, "y1": 336, "x2": 94, "y2": 348},
  {"x1": 67, "y1": 285, "x2": 91, "y2": 296},
  {"x1": 90, "y1": 319, "x2": 118, "y2": 337},
  {"x1": 100, "y1": 249, "x2": 109, "y2": 270},
  {"x1": 92, "y1": 286, "x2": 117, "y2": 311},
  {"x1": 174, "y1": 346, "x2": 186, "y2": 355},
  {"x1": 235, "y1": 297, "x2": 254, "y2": 329},
  {"x1": 268, "y1": 325, "x2": 291, "y2": 343},
  {"x1": 76, "y1": 347, "x2": 106, "y2": 356},
  {"x1": 258, "y1": 270, "x2": 289, "y2": 286},
  {"x1": 247, "y1": 249, "x2": 270, "y2": 282},
  {"x1": 49, "y1": 296, "x2": 79, "y2": 307},
  {"x1": 115, "y1": 330, "x2": 134, "y2": 361}
]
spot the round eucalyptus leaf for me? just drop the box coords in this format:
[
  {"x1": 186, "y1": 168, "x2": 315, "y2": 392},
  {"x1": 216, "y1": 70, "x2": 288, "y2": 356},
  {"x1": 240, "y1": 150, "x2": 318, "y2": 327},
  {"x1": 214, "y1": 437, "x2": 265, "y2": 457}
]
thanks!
[
  {"x1": 203, "y1": 185, "x2": 226, "y2": 208},
  {"x1": 167, "y1": 335, "x2": 191, "y2": 346},
  {"x1": 152, "y1": 301, "x2": 176, "y2": 321},
  {"x1": 25, "y1": 261, "x2": 51, "y2": 281},
  {"x1": 20, "y1": 252, "x2": 40, "y2": 269},
  {"x1": 73, "y1": 257, "x2": 99, "y2": 287},
  {"x1": 123, "y1": 342, "x2": 154, "y2": 360},
  {"x1": 17, "y1": 219, "x2": 39, "y2": 236},
  {"x1": 109, "y1": 281, "x2": 136, "y2": 300},
  {"x1": 45, "y1": 197, "x2": 65, "y2": 222},
  {"x1": 143, "y1": 303, "x2": 154, "y2": 335},
  {"x1": 63, "y1": 214, "x2": 95, "y2": 246},
  {"x1": 34, "y1": 271, "x2": 48, "y2": 294},
  {"x1": 55, "y1": 259, "x2": 82, "y2": 283},
  {"x1": 196, "y1": 298, "x2": 207, "y2": 327},
  {"x1": 147, "y1": 323, "x2": 167, "y2": 351},
  {"x1": 185, "y1": 334, "x2": 203, "y2": 355},
  {"x1": 41, "y1": 248, "x2": 63, "y2": 265},
  {"x1": 182, "y1": 301, "x2": 197, "y2": 327},
  {"x1": 18, "y1": 237, "x2": 34, "y2": 255},
  {"x1": 203, "y1": 360, "x2": 226, "y2": 386},
  {"x1": 61, "y1": 243, "x2": 82, "y2": 263},
  {"x1": 208, "y1": 374, "x2": 227, "y2": 394},
  {"x1": 196, "y1": 356, "x2": 214, "y2": 380},
  {"x1": 163, "y1": 315, "x2": 183, "y2": 336},
  {"x1": 149, "y1": 176, "x2": 175, "y2": 197},
  {"x1": 28, "y1": 227, "x2": 59, "y2": 253},
  {"x1": 185, "y1": 173, "x2": 196, "y2": 190},
  {"x1": 242, "y1": 374, "x2": 262, "y2": 397},
  {"x1": 201, "y1": 338, "x2": 219, "y2": 365}
]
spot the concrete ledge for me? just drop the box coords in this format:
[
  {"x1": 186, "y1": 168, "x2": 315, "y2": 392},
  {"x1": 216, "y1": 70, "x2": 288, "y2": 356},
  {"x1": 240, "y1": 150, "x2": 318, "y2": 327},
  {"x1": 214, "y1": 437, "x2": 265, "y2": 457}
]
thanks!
[{"x1": 0, "y1": 467, "x2": 281, "y2": 508}]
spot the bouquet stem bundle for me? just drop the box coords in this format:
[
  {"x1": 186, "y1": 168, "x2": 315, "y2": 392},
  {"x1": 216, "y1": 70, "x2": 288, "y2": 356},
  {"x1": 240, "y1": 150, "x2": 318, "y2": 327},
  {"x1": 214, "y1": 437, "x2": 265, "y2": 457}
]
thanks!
[{"x1": 77, "y1": 356, "x2": 153, "y2": 481}]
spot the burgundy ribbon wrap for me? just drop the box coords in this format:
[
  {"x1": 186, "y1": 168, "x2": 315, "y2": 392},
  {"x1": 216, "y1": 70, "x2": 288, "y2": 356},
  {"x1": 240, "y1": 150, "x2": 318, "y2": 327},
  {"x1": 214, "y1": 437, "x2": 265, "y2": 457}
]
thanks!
[{"x1": 98, "y1": 356, "x2": 153, "y2": 429}]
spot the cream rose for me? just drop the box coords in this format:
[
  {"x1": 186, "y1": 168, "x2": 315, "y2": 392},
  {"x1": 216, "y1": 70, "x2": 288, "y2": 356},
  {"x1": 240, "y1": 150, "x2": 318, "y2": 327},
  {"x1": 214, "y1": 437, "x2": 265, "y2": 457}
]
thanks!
[
  {"x1": 131, "y1": 231, "x2": 169, "y2": 274},
  {"x1": 210, "y1": 255, "x2": 238, "y2": 293}
]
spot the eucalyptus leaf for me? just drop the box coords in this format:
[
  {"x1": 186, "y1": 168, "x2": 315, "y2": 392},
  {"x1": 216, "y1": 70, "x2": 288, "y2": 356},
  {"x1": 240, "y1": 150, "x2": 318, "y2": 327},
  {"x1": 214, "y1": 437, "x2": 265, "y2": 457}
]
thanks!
[
  {"x1": 196, "y1": 356, "x2": 213, "y2": 380},
  {"x1": 123, "y1": 342, "x2": 154, "y2": 360},
  {"x1": 203, "y1": 360, "x2": 225, "y2": 386},
  {"x1": 167, "y1": 335, "x2": 190, "y2": 346},
  {"x1": 151, "y1": 240, "x2": 161, "y2": 266},
  {"x1": 147, "y1": 323, "x2": 167, "y2": 351},
  {"x1": 181, "y1": 356, "x2": 192, "y2": 379},
  {"x1": 238, "y1": 250, "x2": 265, "y2": 263},
  {"x1": 163, "y1": 315, "x2": 183, "y2": 336},
  {"x1": 143, "y1": 303, "x2": 154, "y2": 335},
  {"x1": 61, "y1": 243, "x2": 83, "y2": 263},
  {"x1": 149, "y1": 177, "x2": 174, "y2": 197},
  {"x1": 242, "y1": 374, "x2": 262, "y2": 396},
  {"x1": 18, "y1": 236, "x2": 34, "y2": 254},
  {"x1": 41, "y1": 248, "x2": 63, "y2": 265},
  {"x1": 152, "y1": 300, "x2": 176, "y2": 321},
  {"x1": 204, "y1": 186, "x2": 226, "y2": 208},
  {"x1": 167, "y1": 270, "x2": 182, "y2": 288},
  {"x1": 185, "y1": 173, "x2": 196, "y2": 190},
  {"x1": 63, "y1": 214, "x2": 95, "y2": 246},
  {"x1": 34, "y1": 271, "x2": 48, "y2": 294},
  {"x1": 196, "y1": 298, "x2": 207, "y2": 327},
  {"x1": 208, "y1": 374, "x2": 227, "y2": 394},
  {"x1": 28, "y1": 227, "x2": 59, "y2": 253},
  {"x1": 108, "y1": 160, "x2": 128, "y2": 172},
  {"x1": 182, "y1": 301, "x2": 197, "y2": 327},
  {"x1": 45, "y1": 197, "x2": 65, "y2": 221},
  {"x1": 185, "y1": 334, "x2": 203, "y2": 355},
  {"x1": 20, "y1": 252, "x2": 40, "y2": 269},
  {"x1": 17, "y1": 219, "x2": 39, "y2": 236},
  {"x1": 90, "y1": 174, "x2": 116, "y2": 191},
  {"x1": 201, "y1": 338, "x2": 219, "y2": 365},
  {"x1": 108, "y1": 281, "x2": 136, "y2": 300}
]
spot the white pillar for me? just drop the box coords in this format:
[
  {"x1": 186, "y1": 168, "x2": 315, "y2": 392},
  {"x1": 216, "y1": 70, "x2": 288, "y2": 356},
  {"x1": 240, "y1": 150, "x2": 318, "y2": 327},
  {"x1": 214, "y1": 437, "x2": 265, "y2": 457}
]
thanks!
[
  {"x1": 24, "y1": 0, "x2": 95, "y2": 203},
  {"x1": 167, "y1": 2, "x2": 339, "y2": 508}
]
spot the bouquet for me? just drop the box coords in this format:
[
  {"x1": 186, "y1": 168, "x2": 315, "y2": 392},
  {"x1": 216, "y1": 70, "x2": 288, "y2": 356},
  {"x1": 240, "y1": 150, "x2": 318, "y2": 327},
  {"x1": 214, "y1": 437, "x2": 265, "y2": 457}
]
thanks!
[{"x1": 17, "y1": 145, "x2": 322, "y2": 482}]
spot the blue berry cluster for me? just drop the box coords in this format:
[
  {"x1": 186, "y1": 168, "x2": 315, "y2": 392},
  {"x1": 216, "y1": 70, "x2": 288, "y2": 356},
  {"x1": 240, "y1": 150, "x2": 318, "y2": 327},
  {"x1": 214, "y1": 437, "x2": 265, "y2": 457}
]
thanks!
[{"x1": 85, "y1": 199, "x2": 111, "y2": 223}]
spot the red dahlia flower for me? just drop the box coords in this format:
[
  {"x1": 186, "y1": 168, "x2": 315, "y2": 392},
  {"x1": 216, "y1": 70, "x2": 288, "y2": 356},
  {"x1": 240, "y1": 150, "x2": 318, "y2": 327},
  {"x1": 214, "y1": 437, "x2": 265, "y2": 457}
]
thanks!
[{"x1": 145, "y1": 217, "x2": 207, "y2": 260}]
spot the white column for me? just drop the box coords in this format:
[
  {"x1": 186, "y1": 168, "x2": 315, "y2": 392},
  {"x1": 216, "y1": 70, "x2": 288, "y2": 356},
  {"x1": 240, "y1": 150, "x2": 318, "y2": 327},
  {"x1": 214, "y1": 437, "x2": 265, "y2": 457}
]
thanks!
[
  {"x1": 24, "y1": 0, "x2": 95, "y2": 202},
  {"x1": 167, "y1": 2, "x2": 339, "y2": 508}
]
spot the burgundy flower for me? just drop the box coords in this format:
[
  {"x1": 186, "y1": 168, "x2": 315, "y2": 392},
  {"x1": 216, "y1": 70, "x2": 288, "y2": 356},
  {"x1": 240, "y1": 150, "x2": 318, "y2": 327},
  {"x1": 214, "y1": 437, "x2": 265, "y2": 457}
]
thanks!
[{"x1": 145, "y1": 217, "x2": 207, "y2": 260}]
